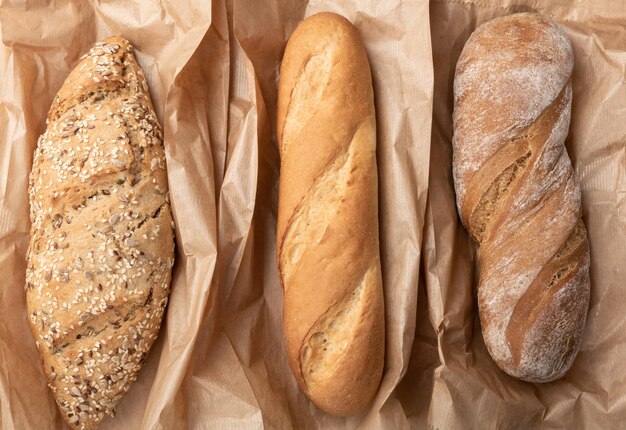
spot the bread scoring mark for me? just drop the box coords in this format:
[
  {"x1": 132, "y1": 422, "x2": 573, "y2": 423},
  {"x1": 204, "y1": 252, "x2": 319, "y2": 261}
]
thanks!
[
  {"x1": 469, "y1": 150, "x2": 532, "y2": 243},
  {"x1": 555, "y1": 218, "x2": 586, "y2": 259},
  {"x1": 453, "y1": 13, "x2": 574, "y2": 212},
  {"x1": 279, "y1": 48, "x2": 333, "y2": 156},
  {"x1": 515, "y1": 254, "x2": 590, "y2": 382},
  {"x1": 299, "y1": 266, "x2": 372, "y2": 387},
  {"x1": 278, "y1": 119, "x2": 368, "y2": 285},
  {"x1": 463, "y1": 79, "x2": 572, "y2": 248},
  {"x1": 505, "y1": 219, "x2": 588, "y2": 374},
  {"x1": 279, "y1": 149, "x2": 348, "y2": 283},
  {"x1": 477, "y1": 105, "x2": 583, "y2": 381},
  {"x1": 26, "y1": 37, "x2": 174, "y2": 430}
]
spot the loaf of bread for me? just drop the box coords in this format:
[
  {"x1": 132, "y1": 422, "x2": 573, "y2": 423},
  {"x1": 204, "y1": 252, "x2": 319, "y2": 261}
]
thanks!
[
  {"x1": 452, "y1": 13, "x2": 590, "y2": 382},
  {"x1": 26, "y1": 36, "x2": 174, "y2": 429},
  {"x1": 276, "y1": 13, "x2": 384, "y2": 415}
]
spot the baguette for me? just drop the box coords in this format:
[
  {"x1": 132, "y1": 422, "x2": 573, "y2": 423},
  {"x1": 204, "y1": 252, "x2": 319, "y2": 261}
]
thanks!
[
  {"x1": 276, "y1": 13, "x2": 385, "y2": 415},
  {"x1": 452, "y1": 13, "x2": 590, "y2": 382},
  {"x1": 26, "y1": 36, "x2": 174, "y2": 429}
]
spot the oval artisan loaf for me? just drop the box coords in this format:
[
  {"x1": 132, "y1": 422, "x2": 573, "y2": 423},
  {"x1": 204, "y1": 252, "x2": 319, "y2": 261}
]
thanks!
[
  {"x1": 276, "y1": 13, "x2": 385, "y2": 415},
  {"x1": 26, "y1": 37, "x2": 174, "y2": 429},
  {"x1": 452, "y1": 13, "x2": 590, "y2": 382}
]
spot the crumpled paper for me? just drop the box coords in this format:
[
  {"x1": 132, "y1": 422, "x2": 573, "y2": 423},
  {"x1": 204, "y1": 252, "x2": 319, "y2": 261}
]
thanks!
[
  {"x1": 0, "y1": 0, "x2": 432, "y2": 428},
  {"x1": 420, "y1": 1, "x2": 626, "y2": 429},
  {"x1": 9, "y1": 0, "x2": 618, "y2": 429}
]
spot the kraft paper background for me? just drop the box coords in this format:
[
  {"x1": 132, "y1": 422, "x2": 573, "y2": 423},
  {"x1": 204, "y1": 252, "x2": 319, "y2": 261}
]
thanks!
[{"x1": 0, "y1": 0, "x2": 624, "y2": 429}]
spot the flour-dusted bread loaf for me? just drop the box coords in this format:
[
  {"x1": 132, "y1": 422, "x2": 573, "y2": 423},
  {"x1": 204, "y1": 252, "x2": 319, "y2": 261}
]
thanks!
[
  {"x1": 26, "y1": 36, "x2": 174, "y2": 429},
  {"x1": 276, "y1": 13, "x2": 384, "y2": 415},
  {"x1": 452, "y1": 13, "x2": 590, "y2": 382}
]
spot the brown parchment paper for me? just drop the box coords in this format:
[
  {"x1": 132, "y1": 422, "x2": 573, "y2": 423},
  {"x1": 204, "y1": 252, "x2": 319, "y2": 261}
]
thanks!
[
  {"x1": 0, "y1": 0, "x2": 434, "y2": 429},
  {"x1": 4, "y1": 0, "x2": 625, "y2": 429},
  {"x1": 422, "y1": 1, "x2": 626, "y2": 429}
]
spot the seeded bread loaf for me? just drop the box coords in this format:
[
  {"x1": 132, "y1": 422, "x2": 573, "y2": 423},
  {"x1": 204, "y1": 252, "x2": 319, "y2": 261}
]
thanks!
[
  {"x1": 276, "y1": 13, "x2": 385, "y2": 415},
  {"x1": 26, "y1": 36, "x2": 174, "y2": 429},
  {"x1": 452, "y1": 13, "x2": 590, "y2": 382}
]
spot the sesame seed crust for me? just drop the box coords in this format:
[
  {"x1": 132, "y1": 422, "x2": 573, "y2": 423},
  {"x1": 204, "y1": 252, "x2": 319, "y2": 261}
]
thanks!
[{"x1": 26, "y1": 36, "x2": 174, "y2": 430}]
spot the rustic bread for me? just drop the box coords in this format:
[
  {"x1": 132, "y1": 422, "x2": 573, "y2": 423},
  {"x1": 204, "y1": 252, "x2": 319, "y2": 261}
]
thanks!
[
  {"x1": 26, "y1": 36, "x2": 174, "y2": 429},
  {"x1": 452, "y1": 13, "x2": 590, "y2": 382},
  {"x1": 276, "y1": 13, "x2": 385, "y2": 416}
]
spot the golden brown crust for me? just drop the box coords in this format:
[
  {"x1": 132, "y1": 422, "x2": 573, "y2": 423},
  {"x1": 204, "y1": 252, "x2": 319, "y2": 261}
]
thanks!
[
  {"x1": 26, "y1": 36, "x2": 174, "y2": 429},
  {"x1": 452, "y1": 13, "x2": 590, "y2": 382},
  {"x1": 276, "y1": 13, "x2": 384, "y2": 415}
]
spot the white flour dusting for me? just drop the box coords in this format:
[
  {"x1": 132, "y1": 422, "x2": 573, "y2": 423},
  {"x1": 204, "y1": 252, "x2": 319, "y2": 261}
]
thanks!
[{"x1": 452, "y1": 13, "x2": 590, "y2": 382}]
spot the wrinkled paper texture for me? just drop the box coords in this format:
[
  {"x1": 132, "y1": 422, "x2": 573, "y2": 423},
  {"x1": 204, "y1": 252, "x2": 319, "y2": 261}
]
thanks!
[
  {"x1": 4, "y1": 0, "x2": 621, "y2": 429},
  {"x1": 0, "y1": 0, "x2": 432, "y2": 428}
]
